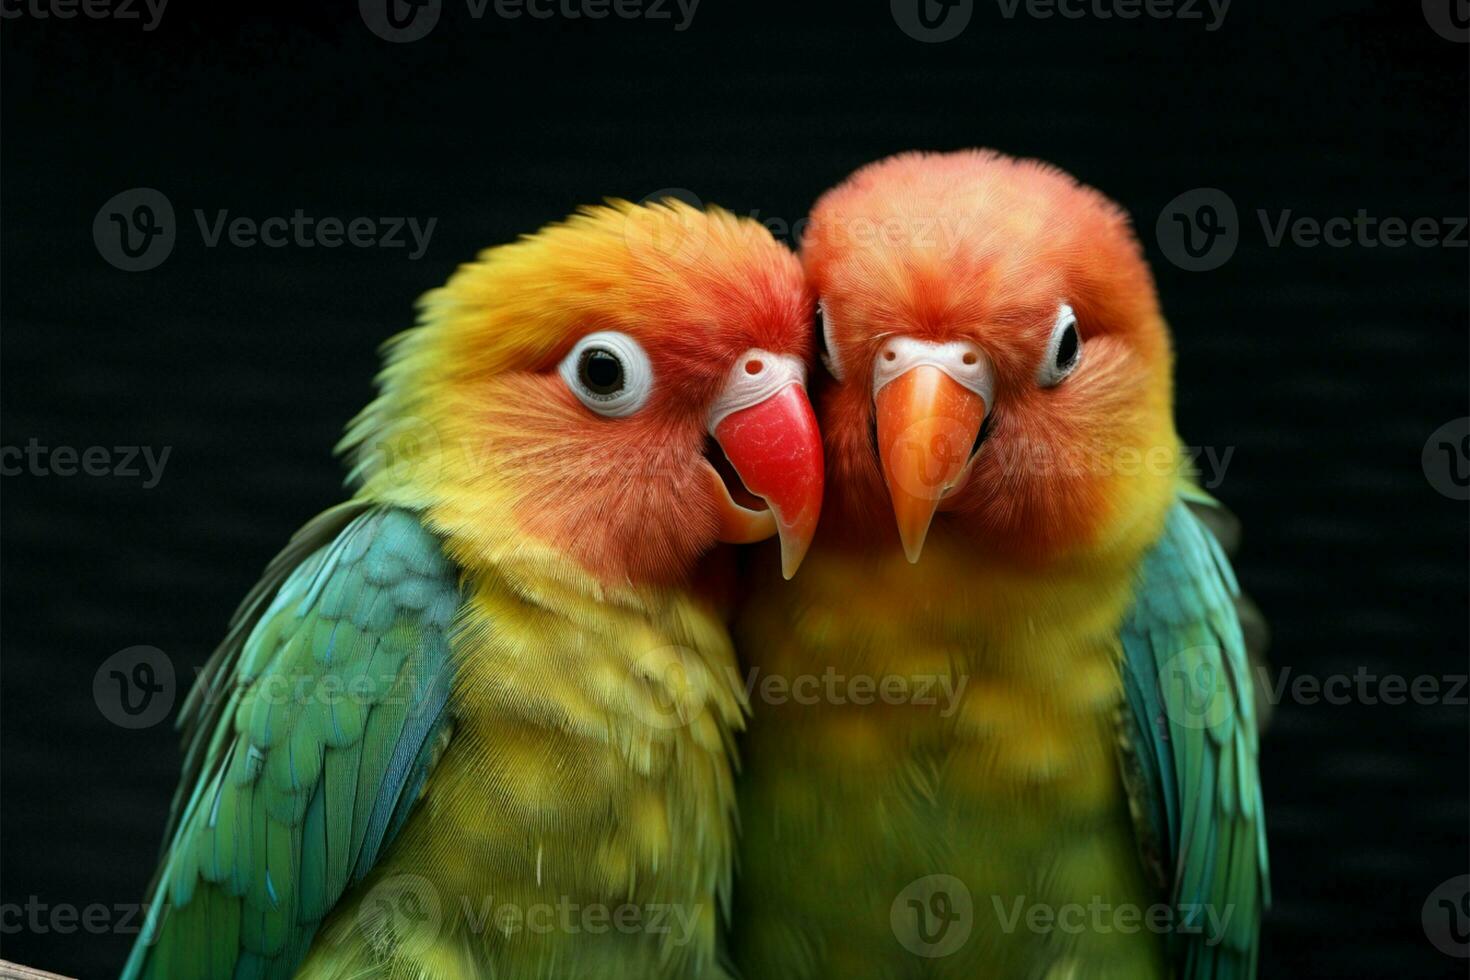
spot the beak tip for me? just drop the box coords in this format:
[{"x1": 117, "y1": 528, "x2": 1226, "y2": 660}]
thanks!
[
  {"x1": 875, "y1": 363, "x2": 987, "y2": 570},
  {"x1": 778, "y1": 532, "x2": 811, "y2": 580},
  {"x1": 710, "y1": 383, "x2": 824, "y2": 580},
  {"x1": 893, "y1": 507, "x2": 934, "y2": 565}
]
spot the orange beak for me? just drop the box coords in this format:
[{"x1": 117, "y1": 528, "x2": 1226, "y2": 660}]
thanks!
[
  {"x1": 707, "y1": 383, "x2": 824, "y2": 578},
  {"x1": 874, "y1": 365, "x2": 987, "y2": 563}
]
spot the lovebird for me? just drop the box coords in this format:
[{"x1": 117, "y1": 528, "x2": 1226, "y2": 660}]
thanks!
[
  {"x1": 121, "y1": 200, "x2": 824, "y2": 979},
  {"x1": 731, "y1": 151, "x2": 1269, "y2": 979}
]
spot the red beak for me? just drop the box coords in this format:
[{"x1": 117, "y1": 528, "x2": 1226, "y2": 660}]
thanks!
[{"x1": 705, "y1": 360, "x2": 824, "y2": 579}]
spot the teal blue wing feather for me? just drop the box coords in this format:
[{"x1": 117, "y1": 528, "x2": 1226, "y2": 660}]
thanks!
[
  {"x1": 1180, "y1": 486, "x2": 1275, "y2": 733},
  {"x1": 121, "y1": 507, "x2": 462, "y2": 980},
  {"x1": 1118, "y1": 498, "x2": 1270, "y2": 979}
]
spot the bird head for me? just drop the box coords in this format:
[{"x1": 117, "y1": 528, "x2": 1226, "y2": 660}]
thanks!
[
  {"x1": 806, "y1": 150, "x2": 1177, "y2": 566},
  {"x1": 342, "y1": 200, "x2": 823, "y2": 586}
]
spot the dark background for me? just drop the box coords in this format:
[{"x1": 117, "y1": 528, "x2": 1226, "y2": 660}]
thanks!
[{"x1": 2, "y1": 1, "x2": 1466, "y2": 977}]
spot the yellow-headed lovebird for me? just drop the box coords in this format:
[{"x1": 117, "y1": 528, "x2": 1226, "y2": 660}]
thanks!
[
  {"x1": 731, "y1": 151, "x2": 1268, "y2": 979},
  {"x1": 120, "y1": 201, "x2": 824, "y2": 980}
]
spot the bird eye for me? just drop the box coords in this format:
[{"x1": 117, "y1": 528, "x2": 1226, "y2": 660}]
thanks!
[
  {"x1": 579, "y1": 349, "x2": 623, "y2": 394},
  {"x1": 1037, "y1": 303, "x2": 1083, "y2": 388},
  {"x1": 815, "y1": 299, "x2": 844, "y2": 380},
  {"x1": 559, "y1": 331, "x2": 653, "y2": 417}
]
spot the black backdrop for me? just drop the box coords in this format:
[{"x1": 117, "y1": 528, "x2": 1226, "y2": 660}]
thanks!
[{"x1": 2, "y1": 2, "x2": 1467, "y2": 977}]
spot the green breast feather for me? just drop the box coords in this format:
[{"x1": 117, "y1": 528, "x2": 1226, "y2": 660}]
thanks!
[
  {"x1": 1118, "y1": 496, "x2": 1271, "y2": 980},
  {"x1": 121, "y1": 506, "x2": 462, "y2": 980}
]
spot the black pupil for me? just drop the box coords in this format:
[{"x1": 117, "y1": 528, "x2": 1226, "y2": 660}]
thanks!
[
  {"x1": 579, "y1": 348, "x2": 625, "y2": 395},
  {"x1": 1055, "y1": 324, "x2": 1079, "y2": 370}
]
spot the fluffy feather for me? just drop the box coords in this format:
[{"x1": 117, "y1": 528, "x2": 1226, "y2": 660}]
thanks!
[
  {"x1": 733, "y1": 150, "x2": 1268, "y2": 980},
  {"x1": 125, "y1": 201, "x2": 812, "y2": 980},
  {"x1": 341, "y1": 200, "x2": 812, "y2": 586},
  {"x1": 807, "y1": 149, "x2": 1174, "y2": 564}
]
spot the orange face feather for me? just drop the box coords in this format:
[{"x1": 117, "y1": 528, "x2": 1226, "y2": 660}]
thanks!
[
  {"x1": 805, "y1": 150, "x2": 1178, "y2": 566},
  {"x1": 343, "y1": 200, "x2": 823, "y2": 586}
]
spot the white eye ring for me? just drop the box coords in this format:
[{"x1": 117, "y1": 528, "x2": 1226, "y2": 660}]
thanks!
[
  {"x1": 1037, "y1": 302, "x2": 1082, "y2": 388},
  {"x1": 816, "y1": 299, "x2": 844, "y2": 381},
  {"x1": 558, "y1": 331, "x2": 653, "y2": 417}
]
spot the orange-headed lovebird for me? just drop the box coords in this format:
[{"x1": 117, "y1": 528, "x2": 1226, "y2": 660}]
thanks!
[
  {"x1": 732, "y1": 151, "x2": 1268, "y2": 979},
  {"x1": 121, "y1": 200, "x2": 824, "y2": 980}
]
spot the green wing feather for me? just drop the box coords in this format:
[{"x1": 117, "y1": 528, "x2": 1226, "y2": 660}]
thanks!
[
  {"x1": 121, "y1": 506, "x2": 462, "y2": 980},
  {"x1": 1118, "y1": 496, "x2": 1271, "y2": 980},
  {"x1": 1180, "y1": 487, "x2": 1274, "y2": 734}
]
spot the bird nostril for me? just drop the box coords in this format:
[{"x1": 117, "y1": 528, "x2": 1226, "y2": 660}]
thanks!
[{"x1": 745, "y1": 359, "x2": 764, "y2": 375}]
